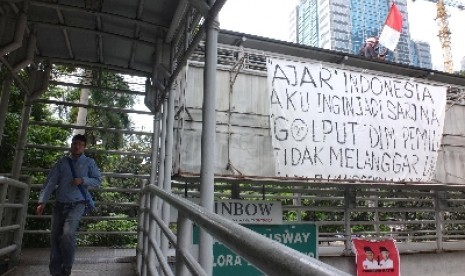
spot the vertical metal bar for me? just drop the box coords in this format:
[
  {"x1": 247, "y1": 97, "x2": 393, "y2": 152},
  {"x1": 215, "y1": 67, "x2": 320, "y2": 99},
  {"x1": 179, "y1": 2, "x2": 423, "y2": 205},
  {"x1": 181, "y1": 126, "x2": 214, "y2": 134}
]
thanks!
[
  {"x1": 435, "y1": 190, "x2": 445, "y2": 251},
  {"x1": 343, "y1": 188, "x2": 355, "y2": 255},
  {"x1": 294, "y1": 187, "x2": 302, "y2": 222},
  {"x1": 11, "y1": 181, "x2": 30, "y2": 264},
  {"x1": 157, "y1": 101, "x2": 168, "y2": 268},
  {"x1": 0, "y1": 180, "x2": 7, "y2": 250},
  {"x1": 161, "y1": 85, "x2": 175, "y2": 262},
  {"x1": 6, "y1": 73, "x2": 36, "y2": 239},
  {"x1": 146, "y1": 37, "x2": 164, "y2": 275},
  {"x1": 0, "y1": 181, "x2": 8, "y2": 226},
  {"x1": 199, "y1": 2, "x2": 219, "y2": 273},
  {"x1": 175, "y1": 212, "x2": 192, "y2": 276},
  {"x1": 142, "y1": 180, "x2": 151, "y2": 276},
  {"x1": 148, "y1": 112, "x2": 162, "y2": 275},
  {"x1": 371, "y1": 189, "x2": 380, "y2": 236},
  {"x1": 0, "y1": 74, "x2": 13, "y2": 146},
  {"x1": 137, "y1": 182, "x2": 147, "y2": 276},
  {"x1": 149, "y1": 39, "x2": 166, "y2": 271},
  {"x1": 11, "y1": 93, "x2": 33, "y2": 180}
]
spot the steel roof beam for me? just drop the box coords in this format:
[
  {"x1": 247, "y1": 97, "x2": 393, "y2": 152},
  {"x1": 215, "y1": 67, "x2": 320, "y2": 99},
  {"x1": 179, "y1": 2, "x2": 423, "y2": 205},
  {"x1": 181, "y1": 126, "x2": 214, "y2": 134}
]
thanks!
[
  {"x1": 166, "y1": 0, "x2": 188, "y2": 44},
  {"x1": 44, "y1": 58, "x2": 149, "y2": 77},
  {"x1": 187, "y1": 0, "x2": 209, "y2": 17},
  {"x1": 49, "y1": 80, "x2": 146, "y2": 95},
  {"x1": 0, "y1": 57, "x2": 29, "y2": 94},
  {"x1": 129, "y1": 0, "x2": 144, "y2": 69},
  {"x1": 162, "y1": 0, "x2": 227, "y2": 110},
  {"x1": 29, "y1": 1, "x2": 167, "y2": 34},
  {"x1": 55, "y1": 7, "x2": 74, "y2": 59},
  {"x1": 96, "y1": 16, "x2": 103, "y2": 63},
  {"x1": 0, "y1": 12, "x2": 26, "y2": 58},
  {"x1": 31, "y1": 21, "x2": 155, "y2": 49}
]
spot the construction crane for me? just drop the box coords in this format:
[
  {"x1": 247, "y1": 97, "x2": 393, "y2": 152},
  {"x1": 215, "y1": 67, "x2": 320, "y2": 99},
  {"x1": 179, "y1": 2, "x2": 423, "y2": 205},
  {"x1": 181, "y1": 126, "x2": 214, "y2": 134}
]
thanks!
[{"x1": 412, "y1": 0, "x2": 464, "y2": 73}]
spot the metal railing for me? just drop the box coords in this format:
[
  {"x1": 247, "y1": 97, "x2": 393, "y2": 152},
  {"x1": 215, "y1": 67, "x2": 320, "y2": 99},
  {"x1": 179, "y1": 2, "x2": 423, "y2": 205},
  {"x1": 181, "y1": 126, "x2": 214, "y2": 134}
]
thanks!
[
  {"x1": 0, "y1": 176, "x2": 30, "y2": 269},
  {"x1": 136, "y1": 184, "x2": 351, "y2": 276}
]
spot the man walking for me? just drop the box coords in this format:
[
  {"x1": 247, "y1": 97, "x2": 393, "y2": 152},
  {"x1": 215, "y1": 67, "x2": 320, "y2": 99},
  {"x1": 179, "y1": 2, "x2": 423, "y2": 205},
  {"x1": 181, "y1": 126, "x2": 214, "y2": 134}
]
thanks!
[{"x1": 36, "y1": 134, "x2": 101, "y2": 276}]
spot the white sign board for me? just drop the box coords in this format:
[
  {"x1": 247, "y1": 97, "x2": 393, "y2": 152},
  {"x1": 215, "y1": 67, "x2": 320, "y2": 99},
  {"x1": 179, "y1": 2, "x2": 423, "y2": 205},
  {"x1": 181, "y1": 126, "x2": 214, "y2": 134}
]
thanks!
[
  {"x1": 267, "y1": 58, "x2": 447, "y2": 182},
  {"x1": 214, "y1": 199, "x2": 282, "y2": 224},
  {"x1": 171, "y1": 199, "x2": 282, "y2": 224}
]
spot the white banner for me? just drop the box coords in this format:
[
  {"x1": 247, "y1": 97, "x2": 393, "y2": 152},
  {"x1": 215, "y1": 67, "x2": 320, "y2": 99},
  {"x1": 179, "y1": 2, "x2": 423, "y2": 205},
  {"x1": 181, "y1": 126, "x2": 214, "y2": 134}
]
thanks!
[{"x1": 266, "y1": 58, "x2": 447, "y2": 182}]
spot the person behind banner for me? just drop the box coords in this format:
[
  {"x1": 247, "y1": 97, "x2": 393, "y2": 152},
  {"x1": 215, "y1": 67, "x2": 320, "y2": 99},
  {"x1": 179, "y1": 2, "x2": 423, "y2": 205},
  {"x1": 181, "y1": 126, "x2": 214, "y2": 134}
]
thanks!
[
  {"x1": 361, "y1": 37, "x2": 387, "y2": 61},
  {"x1": 362, "y1": 246, "x2": 379, "y2": 270},
  {"x1": 36, "y1": 134, "x2": 102, "y2": 276},
  {"x1": 379, "y1": 246, "x2": 394, "y2": 269}
]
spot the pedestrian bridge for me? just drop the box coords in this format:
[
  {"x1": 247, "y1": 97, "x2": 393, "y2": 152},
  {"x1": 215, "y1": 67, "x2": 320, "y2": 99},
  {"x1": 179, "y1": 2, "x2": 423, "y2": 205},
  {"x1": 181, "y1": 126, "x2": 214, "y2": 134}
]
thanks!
[{"x1": 2, "y1": 0, "x2": 465, "y2": 275}]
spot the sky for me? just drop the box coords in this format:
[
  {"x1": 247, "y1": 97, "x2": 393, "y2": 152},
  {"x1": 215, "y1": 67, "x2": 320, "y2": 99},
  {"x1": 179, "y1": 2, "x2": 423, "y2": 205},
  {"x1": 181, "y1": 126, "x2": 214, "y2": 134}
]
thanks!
[{"x1": 218, "y1": 0, "x2": 465, "y2": 72}]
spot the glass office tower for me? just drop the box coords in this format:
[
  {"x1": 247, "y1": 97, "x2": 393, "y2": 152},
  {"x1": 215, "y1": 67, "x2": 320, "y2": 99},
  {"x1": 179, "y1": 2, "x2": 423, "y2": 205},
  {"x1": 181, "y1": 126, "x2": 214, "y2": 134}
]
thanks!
[
  {"x1": 412, "y1": 40, "x2": 432, "y2": 69},
  {"x1": 293, "y1": 0, "x2": 414, "y2": 65}
]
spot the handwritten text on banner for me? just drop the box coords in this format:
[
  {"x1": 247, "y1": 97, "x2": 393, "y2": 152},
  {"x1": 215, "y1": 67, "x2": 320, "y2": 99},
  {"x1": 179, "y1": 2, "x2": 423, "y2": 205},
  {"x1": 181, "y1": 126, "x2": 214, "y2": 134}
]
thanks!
[{"x1": 266, "y1": 58, "x2": 447, "y2": 182}]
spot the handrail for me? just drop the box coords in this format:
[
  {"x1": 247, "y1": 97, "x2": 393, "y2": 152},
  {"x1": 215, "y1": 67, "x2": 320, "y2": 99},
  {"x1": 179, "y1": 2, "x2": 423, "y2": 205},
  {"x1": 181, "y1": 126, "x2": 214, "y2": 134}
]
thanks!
[
  {"x1": 0, "y1": 176, "x2": 30, "y2": 269},
  {"x1": 0, "y1": 176, "x2": 28, "y2": 189},
  {"x1": 138, "y1": 184, "x2": 351, "y2": 276}
]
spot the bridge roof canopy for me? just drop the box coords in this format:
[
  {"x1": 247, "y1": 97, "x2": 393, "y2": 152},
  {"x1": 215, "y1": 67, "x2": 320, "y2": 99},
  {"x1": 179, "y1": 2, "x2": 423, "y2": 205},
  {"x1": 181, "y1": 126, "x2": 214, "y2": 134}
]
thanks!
[{"x1": 1, "y1": 0, "x2": 210, "y2": 77}]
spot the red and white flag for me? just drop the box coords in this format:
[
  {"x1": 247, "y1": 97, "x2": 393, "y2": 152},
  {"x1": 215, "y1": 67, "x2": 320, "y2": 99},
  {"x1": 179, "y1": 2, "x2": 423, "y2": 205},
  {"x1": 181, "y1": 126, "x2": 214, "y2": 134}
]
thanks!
[{"x1": 378, "y1": 3, "x2": 403, "y2": 51}]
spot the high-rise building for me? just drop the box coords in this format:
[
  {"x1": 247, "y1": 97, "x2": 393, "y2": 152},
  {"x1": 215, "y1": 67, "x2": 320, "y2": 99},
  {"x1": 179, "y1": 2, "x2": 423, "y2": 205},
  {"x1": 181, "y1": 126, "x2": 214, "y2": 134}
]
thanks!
[
  {"x1": 411, "y1": 41, "x2": 432, "y2": 69},
  {"x1": 292, "y1": 0, "x2": 414, "y2": 65},
  {"x1": 461, "y1": 56, "x2": 465, "y2": 71}
]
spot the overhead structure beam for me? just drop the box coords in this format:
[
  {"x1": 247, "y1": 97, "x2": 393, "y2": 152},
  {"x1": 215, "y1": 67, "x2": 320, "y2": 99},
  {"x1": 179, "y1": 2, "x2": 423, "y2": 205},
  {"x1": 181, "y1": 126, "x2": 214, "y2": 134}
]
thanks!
[
  {"x1": 96, "y1": 16, "x2": 103, "y2": 63},
  {"x1": 12, "y1": 33, "x2": 35, "y2": 72},
  {"x1": 187, "y1": 0, "x2": 209, "y2": 17},
  {"x1": 55, "y1": 7, "x2": 74, "y2": 59},
  {"x1": 129, "y1": 0, "x2": 144, "y2": 69},
  {"x1": 31, "y1": 21, "x2": 156, "y2": 49},
  {"x1": 165, "y1": 0, "x2": 188, "y2": 43},
  {"x1": 45, "y1": 57, "x2": 150, "y2": 77},
  {"x1": 0, "y1": 57, "x2": 29, "y2": 94},
  {"x1": 0, "y1": 12, "x2": 26, "y2": 58},
  {"x1": 29, "y1": 1, "x2": 167, "y2": 34},
  {"x1": 159, "y1": 0, "x2": 227, "y2": 111}
]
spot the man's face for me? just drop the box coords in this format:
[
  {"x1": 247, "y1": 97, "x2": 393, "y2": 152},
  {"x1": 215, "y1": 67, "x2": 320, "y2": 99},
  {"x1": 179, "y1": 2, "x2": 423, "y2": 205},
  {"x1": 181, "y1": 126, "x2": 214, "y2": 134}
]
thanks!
[
  {"x1": 365, "y1": 251, "x2": 374, "y2": 261},
  {"x1": 71, "y1": 139, "x2": 86, "y2": 156},
  {"x1": 381, "y1": 251, "x2": 389, "y2": 259}
]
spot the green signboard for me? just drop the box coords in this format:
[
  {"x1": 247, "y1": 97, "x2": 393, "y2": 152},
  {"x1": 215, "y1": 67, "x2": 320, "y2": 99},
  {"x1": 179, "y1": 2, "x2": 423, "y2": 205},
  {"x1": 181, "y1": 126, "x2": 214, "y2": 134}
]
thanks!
[{"x1": 193, "y1": 224, "x2": 318, "y2": 276}]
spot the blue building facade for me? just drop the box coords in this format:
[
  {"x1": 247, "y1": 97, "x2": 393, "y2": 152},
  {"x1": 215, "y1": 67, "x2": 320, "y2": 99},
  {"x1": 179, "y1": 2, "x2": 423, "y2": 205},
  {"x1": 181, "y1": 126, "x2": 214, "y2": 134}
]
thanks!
[{"x1": 412, "y1": 40, "x2": 432, "y2": 69}]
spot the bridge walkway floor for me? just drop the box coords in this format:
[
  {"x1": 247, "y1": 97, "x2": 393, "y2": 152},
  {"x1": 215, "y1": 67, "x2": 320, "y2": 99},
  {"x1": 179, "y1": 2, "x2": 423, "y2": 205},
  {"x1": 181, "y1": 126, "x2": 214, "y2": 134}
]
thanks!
[{"x1": 4, "y1": 247, "x2": 136, "y2": 276}]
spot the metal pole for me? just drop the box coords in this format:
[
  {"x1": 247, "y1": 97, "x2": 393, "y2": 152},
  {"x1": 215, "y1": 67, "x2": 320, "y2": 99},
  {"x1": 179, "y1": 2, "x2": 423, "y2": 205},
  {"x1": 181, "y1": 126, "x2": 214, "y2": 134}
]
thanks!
[
  {"x1": 142, "y1": 180, "x2": 151, "y2": 276},
  {"x1": 161, "y1": 86, "x2": 175, "y2": 267},
  {"x1": 175, "y1": 212, "x2": 192, "y2": 276},
  {"x1": 137, "y1": 182, "x2": 147, "y2": 276},
  {"x1": 0, "y1": 74, "x2": 13, "y2": 146},
  {"x1": 154, "y1": 37, "x2": 165, "y2": 250},
  {"x1": 146, "y1": 37, "x2": 164, "y2": 275},
  {"x1": 435, "y1": 190, "x2": 446, "y2": 251},
  {"x1": 11, "y1": 181, "x2": 30, "y2": 265},
  {"x1": 158, "y1": 99, "x2": 168, "y2": 258},
  {"x1": 11, "y1": 94, "x2": 33, "y2": 180},
  {"x1": 148, "y1": 111, "x2": 161, "y2": 275},
  {"x1": 199, "y1": 1, "x2": 219, "y2": 273},
  {"x1": 157, "y1": 101, "x2": 168, "y2": 269},
  {"x1": 343, "y1": 188, "x2": 355, "y2": 255}
]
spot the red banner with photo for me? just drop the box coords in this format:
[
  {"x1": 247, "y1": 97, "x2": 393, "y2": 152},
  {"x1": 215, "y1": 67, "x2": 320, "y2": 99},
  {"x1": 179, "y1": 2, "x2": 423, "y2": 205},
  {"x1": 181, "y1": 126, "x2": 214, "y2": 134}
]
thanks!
[{"x1": 352, "y1": 238, "x2": 400, "y2": 276}]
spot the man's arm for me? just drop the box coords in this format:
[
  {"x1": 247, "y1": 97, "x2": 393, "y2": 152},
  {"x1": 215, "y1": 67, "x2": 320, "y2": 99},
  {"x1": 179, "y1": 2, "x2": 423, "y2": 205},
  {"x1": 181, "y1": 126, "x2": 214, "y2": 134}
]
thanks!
[
  {"x1": 36, "y1": 160, "x2": 61, "y2": 215},
  {"x1": 81, "y1": 158, "x2": 102, "y2": 188}
]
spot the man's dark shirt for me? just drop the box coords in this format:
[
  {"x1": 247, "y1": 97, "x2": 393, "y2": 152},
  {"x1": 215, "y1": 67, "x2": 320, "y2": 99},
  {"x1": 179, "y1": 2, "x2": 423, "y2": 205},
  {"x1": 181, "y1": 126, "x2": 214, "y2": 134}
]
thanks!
[{"x1": 364, "y1": 44, "x2": 378, "y2": 59}]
